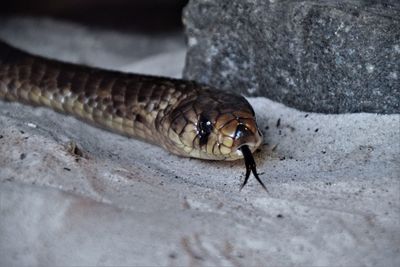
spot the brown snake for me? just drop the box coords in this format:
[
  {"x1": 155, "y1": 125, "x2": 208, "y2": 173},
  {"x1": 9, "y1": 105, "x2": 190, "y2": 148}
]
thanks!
[{"x1": 0, "y1": 40, "x2": 266, "y2": 190}]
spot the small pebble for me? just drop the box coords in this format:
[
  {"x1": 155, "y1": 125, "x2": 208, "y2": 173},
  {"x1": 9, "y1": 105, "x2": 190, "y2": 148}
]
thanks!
[
  {"x1": 26, "y1": 122, "x2": 37, "y2": 128},
  {"x1": 276, "y1": 118, "x2": 281, "y2": 127},
  {"x1": 168, "y1": 252, "x2": 177, "y2": 259}
]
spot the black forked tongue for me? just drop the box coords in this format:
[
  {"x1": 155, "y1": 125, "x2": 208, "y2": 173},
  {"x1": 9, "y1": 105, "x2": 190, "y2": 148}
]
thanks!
[{"x1": 239, "y1": 145, "x2": 268, "y2": 192}]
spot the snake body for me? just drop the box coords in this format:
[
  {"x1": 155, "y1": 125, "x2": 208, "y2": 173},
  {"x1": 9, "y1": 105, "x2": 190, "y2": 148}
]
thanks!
[{"x1": 0, "y1": 40, "x2": 265, "y2": 189}]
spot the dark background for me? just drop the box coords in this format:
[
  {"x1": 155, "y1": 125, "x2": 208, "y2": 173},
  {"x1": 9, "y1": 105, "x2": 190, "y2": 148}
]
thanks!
[{"x1": 0, "y1": 0, "x2": 188, "y2": 33}]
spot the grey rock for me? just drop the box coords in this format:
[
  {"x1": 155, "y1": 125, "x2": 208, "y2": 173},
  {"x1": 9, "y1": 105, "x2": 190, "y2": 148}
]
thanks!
[{"x1": 183, "y1": 0, "x2": 400, "y2": 114}]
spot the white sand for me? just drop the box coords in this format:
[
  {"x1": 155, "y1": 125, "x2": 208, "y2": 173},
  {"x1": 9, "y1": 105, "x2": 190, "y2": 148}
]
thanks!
[{"x1": 0, "y1": 17, "x2": 399, "y2": 266}]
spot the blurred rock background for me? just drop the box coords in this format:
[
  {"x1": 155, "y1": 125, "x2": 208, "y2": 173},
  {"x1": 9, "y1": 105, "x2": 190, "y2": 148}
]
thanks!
[
  {"x1": 1, "y1": 0, "x2": 188, "y2": 32},
  {"x1": 0, "y1": 0, "x2": 189, "y2": 77}
]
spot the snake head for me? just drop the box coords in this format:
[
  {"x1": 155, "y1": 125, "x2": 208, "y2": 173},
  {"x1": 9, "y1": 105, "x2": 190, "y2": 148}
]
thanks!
[
  {"x1": 164, "y1": 88, "x2": 263, "y2": 161},
  {"x1": 160, "y1": 86, "x2": 267, "y2": 190}
]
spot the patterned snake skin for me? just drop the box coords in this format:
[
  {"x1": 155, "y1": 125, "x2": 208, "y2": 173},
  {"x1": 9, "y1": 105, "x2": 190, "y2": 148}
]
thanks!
[{"x1": 0, "y1": 40, "x2": 266, "y2": 190}]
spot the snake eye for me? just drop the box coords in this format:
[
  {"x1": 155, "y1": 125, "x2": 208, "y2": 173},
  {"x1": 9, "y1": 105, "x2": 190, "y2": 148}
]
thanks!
[{"x1": 198, "y1": 114, "x2": 212, "y2": 146}]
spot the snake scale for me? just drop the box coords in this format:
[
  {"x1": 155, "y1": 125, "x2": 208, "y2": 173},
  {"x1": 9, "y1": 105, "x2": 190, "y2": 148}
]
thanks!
[{"x1": 0, "y1": 40, "x2": 266, "y2": 190}]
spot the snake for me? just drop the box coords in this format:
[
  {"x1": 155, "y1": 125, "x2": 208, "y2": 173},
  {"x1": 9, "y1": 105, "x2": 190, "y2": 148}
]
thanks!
[{"x1": 0, "y1": 40, "x2": 266, "y2": 190}]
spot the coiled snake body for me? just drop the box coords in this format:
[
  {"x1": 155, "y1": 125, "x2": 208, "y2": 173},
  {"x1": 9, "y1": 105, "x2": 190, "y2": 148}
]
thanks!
[{"x1": 0, "y1": 40, "x2": 266, "y2": 190}]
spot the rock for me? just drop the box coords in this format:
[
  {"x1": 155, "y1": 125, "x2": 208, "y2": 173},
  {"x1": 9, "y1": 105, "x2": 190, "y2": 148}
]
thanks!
[{"x1": 183, "y1": 0, "x2": 400, "y2": 114}]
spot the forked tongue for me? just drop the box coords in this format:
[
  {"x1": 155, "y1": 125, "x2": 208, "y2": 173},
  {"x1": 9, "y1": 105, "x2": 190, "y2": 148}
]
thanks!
[{"x1": 239, "y1": 145, "x2": 268, "y2": 192}]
